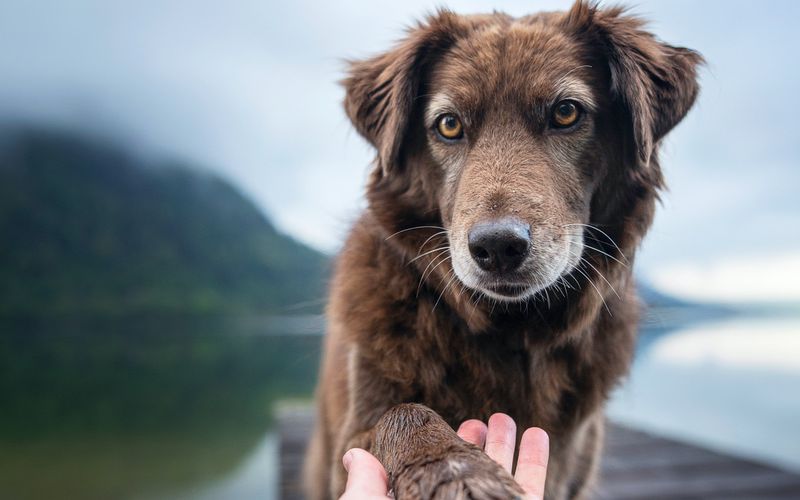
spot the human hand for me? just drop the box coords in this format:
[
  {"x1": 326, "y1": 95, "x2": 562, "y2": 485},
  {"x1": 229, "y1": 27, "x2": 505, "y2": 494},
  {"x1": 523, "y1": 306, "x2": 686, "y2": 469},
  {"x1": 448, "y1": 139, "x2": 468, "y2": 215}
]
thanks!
[
  {"x1": 457, "y1": 414, "x2": 550, "y2": 500},
  {"x1": 339, "y1": 413, "x2": 549, "y2": 500}
]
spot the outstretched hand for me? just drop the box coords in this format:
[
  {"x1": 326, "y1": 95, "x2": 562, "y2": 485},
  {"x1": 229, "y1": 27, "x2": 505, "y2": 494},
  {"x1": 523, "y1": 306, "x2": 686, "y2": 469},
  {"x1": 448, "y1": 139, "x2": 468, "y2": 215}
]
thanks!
[{"x1": 339, "y1": 413, "x2": 549, "y2": 500}]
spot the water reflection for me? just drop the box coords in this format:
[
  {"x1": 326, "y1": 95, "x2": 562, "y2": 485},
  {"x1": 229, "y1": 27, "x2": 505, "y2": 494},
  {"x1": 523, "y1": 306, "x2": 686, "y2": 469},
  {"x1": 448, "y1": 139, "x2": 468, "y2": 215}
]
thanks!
[
  {"x1": 609, "y1": 315, "x2": 800, "y2": 472},
  {"x1": 0, "y1": 315, "x2": 321, "y2": 500},
  {"x1": 163, "y1": 433, "x2": 278, "y2": 500}
]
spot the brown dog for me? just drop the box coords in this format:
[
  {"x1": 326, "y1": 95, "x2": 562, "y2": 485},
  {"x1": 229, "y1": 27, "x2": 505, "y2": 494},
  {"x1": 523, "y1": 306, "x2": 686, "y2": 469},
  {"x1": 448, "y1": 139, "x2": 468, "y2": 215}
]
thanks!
[{"x1": 305, "y1": 1, "x2": 702, "y2": 498}]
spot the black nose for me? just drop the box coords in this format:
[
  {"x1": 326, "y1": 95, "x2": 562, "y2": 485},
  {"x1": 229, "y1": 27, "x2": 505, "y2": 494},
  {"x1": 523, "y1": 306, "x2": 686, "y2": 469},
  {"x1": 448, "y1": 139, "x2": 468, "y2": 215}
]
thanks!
[{"x1": 468, "y1": 218, "x2": 531, "y2": 273}]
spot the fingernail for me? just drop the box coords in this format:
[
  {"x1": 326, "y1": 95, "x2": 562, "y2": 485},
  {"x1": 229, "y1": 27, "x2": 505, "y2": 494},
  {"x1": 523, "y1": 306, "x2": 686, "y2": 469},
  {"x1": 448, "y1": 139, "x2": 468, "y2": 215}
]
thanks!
[{"x1": 342, "y1": 450, "x2": 353, "y2": 471}]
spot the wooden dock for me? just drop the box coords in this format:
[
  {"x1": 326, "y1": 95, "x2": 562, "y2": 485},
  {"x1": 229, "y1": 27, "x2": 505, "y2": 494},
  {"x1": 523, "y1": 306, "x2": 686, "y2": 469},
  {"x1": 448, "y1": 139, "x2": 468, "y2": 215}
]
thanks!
[{"x1": 277, "y1": 407, "x2": 800, "y2": 499}]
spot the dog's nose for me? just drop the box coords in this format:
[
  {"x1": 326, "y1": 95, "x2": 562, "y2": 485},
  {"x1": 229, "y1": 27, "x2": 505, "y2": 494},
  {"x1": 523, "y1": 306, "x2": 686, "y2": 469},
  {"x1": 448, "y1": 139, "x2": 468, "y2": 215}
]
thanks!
[{"x1": 468, "y1": 218, "x2": 531, "y2": 273}]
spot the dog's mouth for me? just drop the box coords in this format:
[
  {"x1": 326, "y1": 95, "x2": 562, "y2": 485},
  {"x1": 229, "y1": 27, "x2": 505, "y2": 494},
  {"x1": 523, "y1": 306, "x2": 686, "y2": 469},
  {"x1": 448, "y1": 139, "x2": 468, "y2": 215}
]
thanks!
[{"x1": 480, "y1": 281, "x2": 537, "y2": 301}]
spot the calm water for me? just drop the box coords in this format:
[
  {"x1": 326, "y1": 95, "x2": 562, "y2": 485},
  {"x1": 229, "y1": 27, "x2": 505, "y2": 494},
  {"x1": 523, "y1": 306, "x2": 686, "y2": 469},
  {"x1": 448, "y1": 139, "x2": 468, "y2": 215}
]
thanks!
[
  {"x1": 1, "y1": 313, "x2": 798, "y2": 499},
  {"x1": 609, "y1": 314, "x2": 800, "y2": 472},
  {"x1": 0, "y1": 315, "x2": 321, "y2": 500}
]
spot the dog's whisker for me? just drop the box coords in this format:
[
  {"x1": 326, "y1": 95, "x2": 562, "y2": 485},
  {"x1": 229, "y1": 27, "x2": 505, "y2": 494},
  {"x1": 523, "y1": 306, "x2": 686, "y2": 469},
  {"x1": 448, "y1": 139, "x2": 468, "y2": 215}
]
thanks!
[
  {"x1": 556, "y1": 273, "x2": 580, "y2": 301},
  {"x1": 427, "y1": 255, "x2": 452, "y2": 283},
  {"x1": 385, "y1": 225, "x2": 447, "y2": 240},
  {"x1": 416, "y1": 230, "x2": 449, "y2": 254},
  {"x1": 560, "y1": 234, "x2": 628, "y2": 268},
  {"x1": 564, "y1": 245, "x2": 622, "y2": 302},
  {"x1": 580, "y1": 243, "x2": 627, "y2": 268},
  {"x1": 418, "y1": 254, "x2": 452, "y2": 297},
  {"x1": 578, "y1": 256, "x2": 622, "y2": 301},
  {"x1": 561, "y1": 228, "x2": 628, "y2": 259},
  {"x1": 420, "y1": 229, "x2": 450, "y2": 247},
  {"x1": 544, "y1": 284, "x2": 551, "y2": 309},
  {"x1": 571, "y1": 265, "x2": 612, "y2": 316},
  {"x1": 561, "y1": 274, "x2": 571, "y2": 290},
  {"x1": 556, "y1": 279, "x2": 566, "y2": 300},
  {"x1": 433, "y1": 270, "x2": 459, "y2": 313},
  {"x1": 567, "y1": 273, "x2": 581, "y2": 294},
  {"x1": 417, "y1": 258, "x2": 444, "y2": 295},
  {"x1": 549, "y1": 280, "x2": 560, "y2": 301},
  {"x1": 464, "y1": 286, "x2": 484, "y2": 327},
  {"x1": 417, "y1": 253, "x2": 450, "y2": 296},
  {"x1": 408, "y1": 246, "x2": 449, "y2": 265},
  {"x1": 562, "y1": 223, "x2": 628, "y2": 263},
  {"x1": 551, "y1": 276, "x2": 565, "y2": 300}
]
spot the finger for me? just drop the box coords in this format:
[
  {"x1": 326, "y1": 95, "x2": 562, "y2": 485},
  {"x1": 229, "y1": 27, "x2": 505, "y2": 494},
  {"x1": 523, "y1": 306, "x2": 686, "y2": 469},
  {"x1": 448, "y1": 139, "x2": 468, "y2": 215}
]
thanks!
[
  {"x1": 457, "y1": 419, "x2": 488, "y2": 447},
  {"x1": 342, "y1": 448, "x2": 389, "y2": 497},
  {"x1": 484, "y1": 413, "x2": 517, "y2": 473},
  {"x1": 515, "y1": 427, "x2": 549, "y2": 500}
]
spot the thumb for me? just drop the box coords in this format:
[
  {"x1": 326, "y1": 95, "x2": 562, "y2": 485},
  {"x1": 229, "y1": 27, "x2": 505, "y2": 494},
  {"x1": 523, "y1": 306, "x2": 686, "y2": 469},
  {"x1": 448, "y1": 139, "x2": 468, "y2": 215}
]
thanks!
[{"x1": 342, "y1": 448, "x2": 389, "y2": 497}]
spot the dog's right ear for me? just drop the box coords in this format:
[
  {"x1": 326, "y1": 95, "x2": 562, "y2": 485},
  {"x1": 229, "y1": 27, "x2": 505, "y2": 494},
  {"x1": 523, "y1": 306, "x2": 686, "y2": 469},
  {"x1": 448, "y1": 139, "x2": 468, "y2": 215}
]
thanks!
[{"x1": 342, "y1": 11, "x2": 466, "y2": 177}]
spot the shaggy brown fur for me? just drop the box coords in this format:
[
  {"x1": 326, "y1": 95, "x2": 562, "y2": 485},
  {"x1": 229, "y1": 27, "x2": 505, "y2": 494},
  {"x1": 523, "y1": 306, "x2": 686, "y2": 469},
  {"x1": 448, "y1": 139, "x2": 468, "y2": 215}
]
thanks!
[{"x1": 305, "y1": 2, "x2": 702, "y2": 499}]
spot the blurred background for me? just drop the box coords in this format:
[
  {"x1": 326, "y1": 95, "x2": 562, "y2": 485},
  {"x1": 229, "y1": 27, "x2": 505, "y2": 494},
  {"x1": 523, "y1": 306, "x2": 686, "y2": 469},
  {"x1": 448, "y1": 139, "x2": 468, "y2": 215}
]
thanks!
[{"x1": 0, "y1": 0, "x2": 798, "y2": 499}]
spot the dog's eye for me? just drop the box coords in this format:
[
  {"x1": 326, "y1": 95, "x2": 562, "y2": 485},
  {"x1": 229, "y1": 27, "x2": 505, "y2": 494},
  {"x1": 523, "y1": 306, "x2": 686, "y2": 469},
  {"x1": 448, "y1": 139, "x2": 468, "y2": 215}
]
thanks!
[
  {"x1": 435, "y1": 114, "x2": 464, "y2": 140},
  {"x1": 551, "y1": 100, "x2": 581, "y2": 128}
]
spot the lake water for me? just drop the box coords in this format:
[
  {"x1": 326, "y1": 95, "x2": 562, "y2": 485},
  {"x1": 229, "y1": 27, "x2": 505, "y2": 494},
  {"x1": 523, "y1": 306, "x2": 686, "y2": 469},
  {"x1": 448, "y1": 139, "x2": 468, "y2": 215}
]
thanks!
[
  {"x1": 609, "y1": 314, "x2": 800, "y2": 473},
  {"x1": 0, "y1": 315, "x2": 321, "y2": 500},
  {"x1": 1, "y1": 312, "x2": 798, "y2": 499}
]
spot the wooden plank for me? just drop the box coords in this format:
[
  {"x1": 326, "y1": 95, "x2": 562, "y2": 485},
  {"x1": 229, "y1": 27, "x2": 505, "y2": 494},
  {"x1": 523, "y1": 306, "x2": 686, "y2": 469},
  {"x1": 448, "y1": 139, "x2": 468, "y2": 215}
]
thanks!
[
  {"x1": 598, "y1": 425, "x2": 800, "y2": 499},
  {"x1": 596, "y1": 469, "x2": 800, "y2": 500},
  {"x1": 278, "y1": 405, "x2": 315, "y2": 500},
  {"x1": 277, "y1": 408, "x2": 800, "y2": 499}
]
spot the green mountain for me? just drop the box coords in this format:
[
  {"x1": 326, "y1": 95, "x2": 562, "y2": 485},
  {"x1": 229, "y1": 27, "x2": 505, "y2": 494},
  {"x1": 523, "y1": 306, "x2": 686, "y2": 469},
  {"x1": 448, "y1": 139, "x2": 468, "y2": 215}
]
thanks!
[{"x1": 0, "y1": 127, "x2": 328, "y2": 315}]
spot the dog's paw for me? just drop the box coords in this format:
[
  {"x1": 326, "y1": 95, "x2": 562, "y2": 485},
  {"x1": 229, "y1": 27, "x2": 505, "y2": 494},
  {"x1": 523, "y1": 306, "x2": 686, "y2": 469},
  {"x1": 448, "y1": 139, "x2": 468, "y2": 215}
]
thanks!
[
  {"x1": 372, "y1": 404, "x2": 524, "y2": 500},
  {"x1": 390, "y1": 449, "x2": 524, "y2": 500}
]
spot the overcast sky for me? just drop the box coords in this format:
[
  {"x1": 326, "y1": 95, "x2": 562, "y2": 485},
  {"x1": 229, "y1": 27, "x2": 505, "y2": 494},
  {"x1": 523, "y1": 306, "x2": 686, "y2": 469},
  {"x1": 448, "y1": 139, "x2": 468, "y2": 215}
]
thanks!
[{"x1": 1, "y1": 0, "x2": 798, "y2": 301}]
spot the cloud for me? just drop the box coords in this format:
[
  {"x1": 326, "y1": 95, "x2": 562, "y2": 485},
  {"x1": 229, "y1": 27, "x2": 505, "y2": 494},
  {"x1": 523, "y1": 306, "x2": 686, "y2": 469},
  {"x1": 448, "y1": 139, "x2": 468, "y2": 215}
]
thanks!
[{"x1": 650, "y1": 253, "x2": 800, "y2": 304}]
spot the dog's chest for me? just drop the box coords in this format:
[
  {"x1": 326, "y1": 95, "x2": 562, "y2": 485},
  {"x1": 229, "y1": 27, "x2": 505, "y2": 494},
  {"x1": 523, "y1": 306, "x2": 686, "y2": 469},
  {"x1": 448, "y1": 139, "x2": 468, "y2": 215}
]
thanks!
[{"x1": 411, "y1": 323, "x2": 553, "y2": 425}]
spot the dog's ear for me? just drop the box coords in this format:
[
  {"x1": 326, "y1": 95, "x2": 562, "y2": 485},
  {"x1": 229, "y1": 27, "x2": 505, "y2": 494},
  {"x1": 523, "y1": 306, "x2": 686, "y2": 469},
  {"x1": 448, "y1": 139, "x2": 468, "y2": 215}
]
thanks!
[
  {"x1": 342, "y1": 11, "x2": 466, "y2": 176},
  {"x1": 563, "y1": 1, "x2": 703, "y2": 168}
]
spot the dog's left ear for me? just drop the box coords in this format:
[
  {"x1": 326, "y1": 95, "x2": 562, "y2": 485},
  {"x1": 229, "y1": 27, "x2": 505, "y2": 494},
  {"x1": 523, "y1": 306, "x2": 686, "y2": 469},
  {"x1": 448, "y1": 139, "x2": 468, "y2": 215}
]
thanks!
[
  {"x1": 342, "y1": 11, "x2": 466, "y2": 176},
  {"x1": 563, "y1": 1, "x2": 704, "y2": 168}
]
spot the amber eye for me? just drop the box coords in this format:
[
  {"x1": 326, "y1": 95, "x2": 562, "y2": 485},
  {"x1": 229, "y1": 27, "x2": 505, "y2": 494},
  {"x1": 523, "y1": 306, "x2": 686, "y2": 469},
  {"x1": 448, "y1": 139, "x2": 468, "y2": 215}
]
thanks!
[
  {"x1": 435, "y1": 114, "x2": 464, "y2": 140},
  {"x1": 551, "y1": 100, "x2": 581, "y2": 128}
]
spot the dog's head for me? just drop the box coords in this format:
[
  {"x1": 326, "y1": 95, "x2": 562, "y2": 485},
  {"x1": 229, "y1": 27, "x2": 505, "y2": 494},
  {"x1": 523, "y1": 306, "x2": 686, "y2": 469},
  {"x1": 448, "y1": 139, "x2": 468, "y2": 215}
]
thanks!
[{"x1": 344, "y1": 1, "x2": 702, "y2": 304}]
